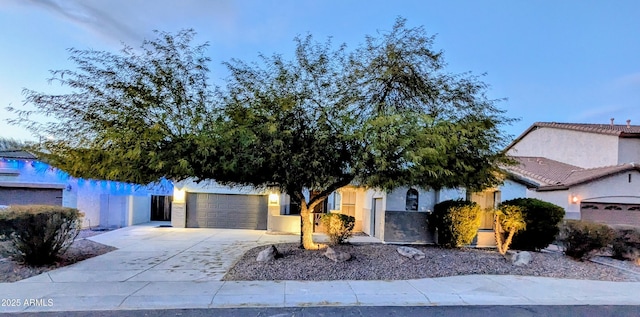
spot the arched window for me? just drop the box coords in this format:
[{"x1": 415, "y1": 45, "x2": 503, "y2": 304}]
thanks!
[{"x1": 406, "y1": 188, "x2": 419, "y2": 211}]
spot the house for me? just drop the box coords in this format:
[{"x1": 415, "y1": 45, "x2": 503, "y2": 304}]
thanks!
[
  {"x1": 501, "y1": 121, "x2": 640, "y2": 227},
  {"x1": 0, "y1": 150, "x2": 173, "y2": 228}
]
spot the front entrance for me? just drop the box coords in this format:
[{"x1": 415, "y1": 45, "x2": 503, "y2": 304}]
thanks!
[
  {"x1": 372, "y1": 198, "x2": 384, "y2": 240},
  {"x1": 151, "y1": 195, "x2": 172, "y2": 221}
]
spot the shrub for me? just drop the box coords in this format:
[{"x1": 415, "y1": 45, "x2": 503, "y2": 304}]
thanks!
[
  {"x1": 429, "y1": 199, "x2": 481, "y2": 248},
  {"x1": 500, "y1": 198, "x2": 564, "y2": 251},
  {"x1": 558, "y1": 220, "x2": 615, "y2": 260},
  {"x1": 0, "y1": 205, "x2": 83, "y2": 265},
  {"x1": 320, "y1": 213, "x2": 355, "y2": 245},
  {"x1": 494, "y1": 205, "x2": 526, "y2": 255},
  {"x1": 611, "y1": 227, "x2": 640, "y2": 262}
]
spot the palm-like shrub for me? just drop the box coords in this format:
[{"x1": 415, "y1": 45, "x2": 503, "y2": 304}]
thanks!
[{"x1": 494, "y1": 205, "x2": 526, "y2": 255}]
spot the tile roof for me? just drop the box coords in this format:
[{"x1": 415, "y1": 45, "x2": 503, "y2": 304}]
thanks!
[
  {"x1": 0, "y1": 150, "x2": 37, "y2": 160},
  {"x1": 504, "y1": 156, "x2": 640, "y2": 190}
]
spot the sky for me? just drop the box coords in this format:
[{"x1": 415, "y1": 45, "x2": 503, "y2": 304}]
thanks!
[{"x1": 1, "y1": 0, "x2": 639, "y2": 142}]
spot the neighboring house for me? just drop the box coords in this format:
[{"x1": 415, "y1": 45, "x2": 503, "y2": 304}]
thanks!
[
  {"x1": 502, "y1": 121, "x2": 640, "y2": 227},
  {"x1": 0, "y1": 150, "x2": 173, "y2": 228}
]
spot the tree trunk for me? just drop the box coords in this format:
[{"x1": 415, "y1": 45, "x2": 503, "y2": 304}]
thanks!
[{"x1": 300, "y1": 203, "x2": 322, "y2": 250}]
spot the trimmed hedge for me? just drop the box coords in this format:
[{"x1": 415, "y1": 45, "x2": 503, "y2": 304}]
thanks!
[
  {"x1": 429, "y1": 199, "x2": 481, "y2": 248},
  {"x1": 500, "y1": 198, "x2": 564, "y2": 251},
  {"x1": 320, "y1": 213, "x2": 355, "y2": 245},
  {"x1": 0, "y1": 205, "x2": 83, "y2": 265},
  {"x1": 559, "y1": 220, "x2": 615, "y2": 260}
]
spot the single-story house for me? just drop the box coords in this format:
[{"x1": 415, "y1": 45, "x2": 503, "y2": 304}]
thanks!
[{"x1": 0, "y1": 150, "x2": 173, "y2": 228}]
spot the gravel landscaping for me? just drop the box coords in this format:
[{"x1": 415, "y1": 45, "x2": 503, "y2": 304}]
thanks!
[
  {"x1": 0, "y1": 229, "x2": 117, "y2": 283},
  {"x1": 224, "y1": 243, "x2": 640, "y2": 282}
]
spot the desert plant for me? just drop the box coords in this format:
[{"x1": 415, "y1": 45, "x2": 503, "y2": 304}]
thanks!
[
  {"x1": 320, "y1": 213, "x2": 355, "y2": 245},
  {"x1": 500, "y1": 198, "x2": 564, "y2": 251},
  {"x1": 611, "y1": 227, "x2": 640, "y2": 262},
  {"x1": 558, "y1": 220, "x2": 615, "y2": 260},
  {"x1": 429, "y1": 199, "x2": 481, "y2": 248},
  {"x1": 494, "y1": 205, "x2": 526, "y2": 255},
  {"x1": 0, "y1": 205, "x2": 83, "y2": 265}
]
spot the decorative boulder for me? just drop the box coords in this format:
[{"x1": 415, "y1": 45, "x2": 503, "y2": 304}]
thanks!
[
  {"x1": 397, "y1": 246, "x2": 426, "y2": 260},
  {"x1": 511, "y1": 251, "x2": 532, "y2": 266},
  {"x1": 324, "y1": 247, "x2": 351, "y2": 262},
  {"x1": 256, "y1": 245, "x2": 282, "y2": 262}
]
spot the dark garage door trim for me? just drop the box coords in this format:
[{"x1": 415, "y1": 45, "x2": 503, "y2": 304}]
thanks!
[
  {"x1": 186, "y1": 193, "x2": 268, "y2": 229},
  {"x1": 581, "y1": 202, "x2": 640, "y2": 226}
]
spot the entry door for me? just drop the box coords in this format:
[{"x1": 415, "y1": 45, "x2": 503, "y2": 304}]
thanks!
[{"x1": 373, "y1": 198, "x2": 384, "y2": 240}]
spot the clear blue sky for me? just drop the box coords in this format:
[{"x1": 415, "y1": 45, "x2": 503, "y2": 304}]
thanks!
[{"x1": 1, "y1": 0, "x2": 639, "y2": 141}]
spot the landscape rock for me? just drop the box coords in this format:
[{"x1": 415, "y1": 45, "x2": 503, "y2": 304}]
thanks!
[
  {"x1": 256, "y1": 245, "x2": 281, "y2": 262},
  {"x1": 511, "y1": 251, "x2": 533, "y2": 266},
  {"x1": 396, "y1": 246, "x2": 426, "y2": 260},
  {"x1": 324, "y1": 247, "x2": 351, "y2": 262}
]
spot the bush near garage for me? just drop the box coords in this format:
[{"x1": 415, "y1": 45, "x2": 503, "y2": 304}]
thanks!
[
  {"x1": 499, "y1": 198, "x2": 565, "y2": 251},
  {"x1": 429, "y1": 199, "x2": 481, "y2": 248},
  {"x1": 558, "y1": 220, "x2": 615, "y2": 260},
  {"x1": 611, "y1": 227, "x2": 640, "y2": 263},
  {"x1": 0, "y1": 205, "x2": 83, "y2": 265},
  {"x1": 320, "y1": 213, "x2": 355, "y2": 245}
]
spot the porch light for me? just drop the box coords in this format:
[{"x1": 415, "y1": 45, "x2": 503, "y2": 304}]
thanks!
[
  {"x1": 570, "y1": 194, "x2": 579, "y2": 204},
  {"x1": 173, "y1": 188, "x2": 186, "y2": 203},
  {"x1": 268, "y1": 193, "x2": 280, "y2": 206}
]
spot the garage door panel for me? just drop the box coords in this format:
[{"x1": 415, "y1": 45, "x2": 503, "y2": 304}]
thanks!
[
  {"x1": 581, "y1": 202, "x2": 640, "y2": 227},
  {"x1": 0, "y1": 188, "x2": 63, "y2": 206},
  {"x1": 186, "y1": 193, "x2": 267, "y2": 229}
]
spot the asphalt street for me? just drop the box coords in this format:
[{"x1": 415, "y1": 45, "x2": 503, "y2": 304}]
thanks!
[{"x1": 4, "y1": 306, "x2": 640, "y2": 317}]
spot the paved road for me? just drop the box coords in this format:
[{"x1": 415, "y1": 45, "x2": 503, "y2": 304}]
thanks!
[{"x1": 4, "y1": 306, "x2": 640, "y2": 317}]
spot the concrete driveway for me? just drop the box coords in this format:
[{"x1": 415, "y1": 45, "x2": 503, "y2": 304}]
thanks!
[{"x1": 21, "y1": 222, "x2": 300, "y2": 283}]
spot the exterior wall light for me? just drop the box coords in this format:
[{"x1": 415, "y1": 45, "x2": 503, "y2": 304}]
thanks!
[
  {"x1": 173, "y1": 188, "x2": 186, "y2": 203},
  {"x1": 570, "y1": 194, "x2": 579, "y2": 204},
  {"x1": 268, "y1": 193, "x2": 280, "y2": 206}
]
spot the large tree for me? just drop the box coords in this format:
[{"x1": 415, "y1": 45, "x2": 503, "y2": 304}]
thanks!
[
  {"x1": 10, "y1": 19, "x2": 513, "y2": 250},
  {"x1": 198, "y1": 18, "x2": 513, "y2": 249}
]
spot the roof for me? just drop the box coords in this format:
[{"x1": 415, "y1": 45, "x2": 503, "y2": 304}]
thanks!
[
  {"x1": 505, "y1": 121, "x2": 640, "y2": 152},
  {"x1": 504, "y1": 156, "x2": 640, "y2": 191},
  {"x1": 0, "y1": 150, "x2": 37, "y2": 160}
]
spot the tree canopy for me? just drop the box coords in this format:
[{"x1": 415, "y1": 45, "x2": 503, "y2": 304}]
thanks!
[{"x1": 9, "y1": 18, "x2": 514, "y2": 249}]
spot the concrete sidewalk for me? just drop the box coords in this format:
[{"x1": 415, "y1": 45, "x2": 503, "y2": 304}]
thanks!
[
  {"x1": 2, "y1": 275, "x2": 640, "y2": 312},
  {"x1": 1, "y1": 224, "x2": 639, "y2": 312}
]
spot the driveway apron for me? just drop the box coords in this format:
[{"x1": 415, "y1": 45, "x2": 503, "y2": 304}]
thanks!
[{"x1": 21, "y1": 223, "x2": 300, "y2": 283}]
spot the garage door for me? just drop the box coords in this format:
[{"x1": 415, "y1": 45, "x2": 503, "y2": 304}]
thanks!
[
  {"x1": 0, "y1": 187, "x2": 63, "y2": 206},
  {"x1": 186, "y1": 193, "x2": 268, "y2": 229},
  {"x1": 581, "y1": 202, "x2": 640, "y2": 227}
]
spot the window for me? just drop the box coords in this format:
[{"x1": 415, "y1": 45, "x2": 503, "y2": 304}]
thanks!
[
  {"x1": 580, "y1": 204, "x2": 599, "y2": 210},
  {"x1": 604, "y1": 205, "x2": 623, "y2": 210},
  {"x1": 405, "y1": 188, "x2": 419, "y2": 211}
]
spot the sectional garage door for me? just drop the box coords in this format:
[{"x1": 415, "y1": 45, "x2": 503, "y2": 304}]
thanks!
[
  {"x1": 581, "y1": 202, "x2": 640, "y2": 227},
  {"x1": 0, "y1": 187, "x2": 63, "y2": 206},
  {"x1": 186, "y1": 193, "x2": 268, "y2": 229}
]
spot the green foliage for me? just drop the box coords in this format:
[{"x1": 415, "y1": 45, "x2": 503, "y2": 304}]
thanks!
[
  {"x1": 0, "y1": 137, "x2": 27, "y2": 151},
  {"x1": 559, "y1": 220, "x2": 615, "y2": 260},
  {"x1": 0, "y1": 205, "x2": 83, "y2": 265},
  {"x1": 9, "y1": 30, "x2": 213, "y2": 184},
  {"x1": 494, "y1": 205, "x2": 526, "y2": 255},
  {"x1": 10, "y1": 18, "x2": 515, "y2": 249},
  {"x1": 321, "y1": 213, "x2": 355, "y2": 245},
  {"x1": 429, "y1": 200, "x2": 481, "y2": 248},
  {"x1": 611, "y1": 227, "x2": 640, "y2": 262},
  {"x1": 500, "y1": 198, "x2": 565, "y2": 251}
]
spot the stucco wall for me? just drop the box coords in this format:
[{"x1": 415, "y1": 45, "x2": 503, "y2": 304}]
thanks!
[
  {"x1": 436, "y1": 188, "x2": 466, "y2": 203},
  {"x1": 618, "y1": 138, "x2": 640, "y2": 164},
  {"x1": 508, "y1": 127, "x2": 619, "y2": 168},
  {"x1": 129, "y1": 195, "x2": 151, "y2": 225},
  {"x1": 385, "y1": 187, "x2": 436, "y2": 212},
  {"x1": 500, "y1": 179, "x2": 528, "y2": 202}
]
